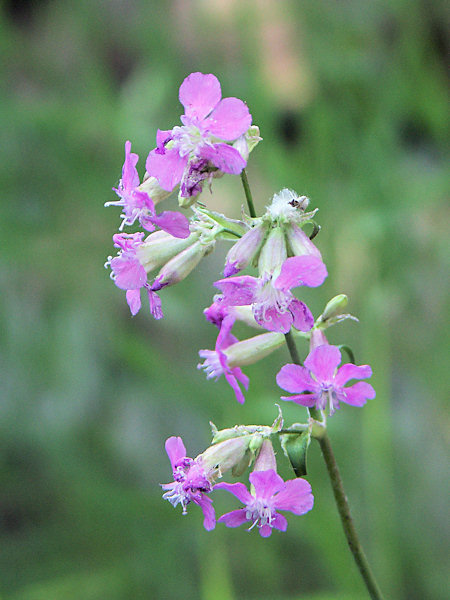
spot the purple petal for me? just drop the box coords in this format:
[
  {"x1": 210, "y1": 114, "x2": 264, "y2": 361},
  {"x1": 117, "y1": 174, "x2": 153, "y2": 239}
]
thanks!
[
  {"x1": 276, "y1": 364, "x2": 317, "y2": 394},
  {"x1": 200, "y1": 143, "x2": 246, "y2": 175},
  {"x1": 334, "y1": 363, "x2": 373, "y2": 387},
  {"x1": 271, "y1": 513, "x2": 288, "y2": 532},
  {"x1": 147, "y1": 288, "x2": 163, "y2": 320},
  {"x1": 289, "y1": 298, "x2": 314, "y2": 332},
  {"x1": 249, "y1": 470, "x2": 285, "y2": 500},
  {"x1": 223, "y1": 367, "x2": 249, "y2": 404},
  {"x1": 218, "y1": 509, "x2": 249, "y2": 528},
  {"x1": 253, "y1": 304, "x2": 293, "y2": 333},
  {"x1": 214, "y1": 482, "x2": 253, "y2": 504},
  {"x1": 204, "y1": 97, "x2": 252, "y2": 140},
  {"x1": 121, "y1": 140, "x2": 140, "y2": 191},
  {"x1": 126, "y1": 289, "x2": 141, "y2": 316},
  {"x1": 280, "y1": 393, "x2": 318, "y2": 407},
  {"x1": 304, "y1": 345, "x2": 342, "y2": 383},
  {"x1": 150, "y1": 210, "x2": 190, "y2": 239},
  {"x1": 165, "y1": 436, "x2": 187, "y2": 470},
  {"x1": 258, "y1": 523, "x2": 274, "y2": 537},
  {"x1": 274, "y1": 255, "x2": 328, "y2": 291},
  {"x1": 273, "y1": 479, "x2": 314, "y2": 515},
  {"x1": 111, "y1": 256, "x2": 147, "y2": 290},
  {"x1": 146, "y1": 148, "x2": 187, "y2": 191},
  {"x1": 179, "y1": 72, "x2": 222, "y2": 120},
  {"x1": 342, "y1": 382, "x2": 376, "y2": 406},
  {"x1": 195, "y1": 494, "x2": 216, "y2": 531},
  {"x1": 214, "y1": 276, "x2": 258, "y2": 306},
  {"x1": 156, "y1": 129, "x2": 173, "y2": 152}
]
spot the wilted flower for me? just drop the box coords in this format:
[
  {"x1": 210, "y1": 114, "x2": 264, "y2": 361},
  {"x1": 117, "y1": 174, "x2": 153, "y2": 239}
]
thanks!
[{"x1": 161, "y1": 437, "x2": 216, "y2": 531}]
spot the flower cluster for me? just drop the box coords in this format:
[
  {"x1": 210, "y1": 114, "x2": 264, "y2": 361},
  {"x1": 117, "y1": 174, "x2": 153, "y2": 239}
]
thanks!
[{"x1": 104, "y1": 72, "x2": 376, "y2": 538}]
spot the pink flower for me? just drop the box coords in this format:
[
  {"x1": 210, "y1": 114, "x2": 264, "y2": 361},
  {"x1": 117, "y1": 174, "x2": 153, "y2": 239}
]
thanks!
[
  {"x1": 215, "y1": 469, "x2": 313, "y2": 537},
  {"x1": 146, "y1": 73, "x2": 252, "y2": 199},
  {"x1": 105, "y1": 233, "x2": 163, "y2": 318},
  {"x1": 214, "y1": 255, "x2": 327, "y2": 334},
  {"x1": 161, "y1": 437, "x2": 216, "y2": 531},
  {"x1": 277, "y1": 344, "x2": 376, "y2": 415},
  {"x1": 198, "y1": 315, "x2": 249, "y2": 404},
  {"x1": 106, "y1": 141, "x2": 190, "y2": 238}
]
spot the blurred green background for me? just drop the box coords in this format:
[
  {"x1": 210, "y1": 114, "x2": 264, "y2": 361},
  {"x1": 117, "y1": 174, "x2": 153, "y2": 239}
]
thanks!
[{"x1": 1, "y1": 1, "x2": 448, "y2": 599}]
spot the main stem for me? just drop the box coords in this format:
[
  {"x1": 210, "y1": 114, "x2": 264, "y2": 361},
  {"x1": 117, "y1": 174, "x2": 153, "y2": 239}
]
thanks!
[
  {"x1": 284, "y1": 332, "x2": 385, "y2": 600},
  {"x1": 240, "y1": 169, "x2": 257, "y2": 218}
]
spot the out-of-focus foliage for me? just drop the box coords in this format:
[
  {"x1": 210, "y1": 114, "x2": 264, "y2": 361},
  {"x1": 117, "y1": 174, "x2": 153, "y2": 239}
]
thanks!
[{"x1": 0, "y1": 1, "x2": 448, "y2": 599}]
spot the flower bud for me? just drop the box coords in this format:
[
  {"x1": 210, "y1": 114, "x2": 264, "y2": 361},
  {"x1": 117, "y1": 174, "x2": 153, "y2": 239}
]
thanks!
[
  {"x1": 318, "y1": 294, "x2": 348, "y2": 321},
  {"x1": 309, "y1": 328, "x2": 329, "y2": 350},
  {"x1": 198, "y1": 436, "x2": 253, "y2": 476},
  {"x1": 253, "y1": 439, "x2": 277, "y2": 472},
  {"x1": 286, "y1": 223, "x2": 322, "y2": 259},
  {"x1": 224, "y1": 222, "x2": 268, "y2": 277},
  {"x1": 257, "y1": 227, "x2": 287, "y2": 276},
  {"x1": 152, "y1": 239, "x2": 215, "y2": 290},
  {"x1": 224, "y1": 332, "x2": 285, "y2": 368},
  {"x1": 136, "y1": 230, "x2": 199, "y2": 273}
]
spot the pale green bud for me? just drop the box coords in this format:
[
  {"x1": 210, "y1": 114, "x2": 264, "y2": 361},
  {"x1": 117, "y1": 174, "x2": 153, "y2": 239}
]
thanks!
[
  {"x1": 224, "y1": 332, "x2": 285, "y2": 368},
  {"x1": 153, "y1": 239, "x2": 215, "y2": 289},
  {"x1": 257, "y1": 227, "x2": 287, "y2": 277},
  {"x1": 136, "y1": 230, "x2": 199, "y2": 273},
  {"x1": 198, "y1": 436, "x2": 253, "y2": 477}
]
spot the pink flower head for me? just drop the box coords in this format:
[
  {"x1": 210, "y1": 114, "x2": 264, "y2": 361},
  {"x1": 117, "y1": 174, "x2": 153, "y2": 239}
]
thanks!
[
  {"x1": 146, "y1": 73, "x2": 252, "y2": 198},
  {"x1": 105, "y1": 232, "x2": 163, "y2": 319},
  {"x1": 161, "y1": 436, "x2": 216, "y2": 531},
  {"x1": 277, "y1": 344, "x2": 376, "y2": 415},
  {"x1": 107, "y1": 141, "x2": 190, "y2": 238},
  {"x1": 215, "y1": 469, "x2": 313, "y2": 537},
  {"x1": 214, "y1": 255, "x2": 327, "y2": 334},
  {"x1": 198, "y1": 315, "x2": 249, "y2": 404}
]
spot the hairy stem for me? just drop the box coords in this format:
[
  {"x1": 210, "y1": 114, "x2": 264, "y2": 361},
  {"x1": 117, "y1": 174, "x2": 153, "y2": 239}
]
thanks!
[
  {"x1": 284, "y1": 333, "x2": 385, "y2": 600},
  {"x1": 240, "y1": 169, "x2": 257, "y2": 218}
]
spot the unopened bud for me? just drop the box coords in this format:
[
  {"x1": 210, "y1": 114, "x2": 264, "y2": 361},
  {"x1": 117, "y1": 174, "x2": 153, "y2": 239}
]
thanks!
[
  {"x1": 233, "y1": 125, "x2": 262, "y2": 161},
  {"x1": 136, "y1": 230, "x2": 199, "y2": 273},
  {"x1": 224, "y1": 223, "x2": 268, "y2": 277},
  {"x1": 225, "y1": 332, "x2": 285, "y2": 368},
  {"x1": 309, "y1": 328, "x2": 329, "y2": 350},
  {"x1": 286, "y1": 223, "x2": 322, "y2": 259},
  {"x1": 319, "y1": 294, "x2": 348, "y2": 321},
  {"x1": 153, "y1": 239, "x2": 215, "y2": 290},
  {"x1": 258, "y1": 227, "x2": 287, "y2": 276},
  {"x1": 199, "y1": 436, "x2": 253, "y2": 476}
]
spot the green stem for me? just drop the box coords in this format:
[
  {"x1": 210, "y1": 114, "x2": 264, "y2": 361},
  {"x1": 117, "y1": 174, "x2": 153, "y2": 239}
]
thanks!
[
  {"x1": 284, "y1": 333, "x2": 385, "y2": 600},
  {"x1": 240, "y1": 169, "x2": 257, "y2": 218},
  {"x1": 318, "y1": 434, "x2": 385, "y2": 600}
]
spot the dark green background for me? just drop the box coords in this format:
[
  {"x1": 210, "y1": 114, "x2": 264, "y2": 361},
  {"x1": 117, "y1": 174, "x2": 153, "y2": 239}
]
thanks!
[{"x1": 1, "y1": 1, "x2": 448, "y2": 599}]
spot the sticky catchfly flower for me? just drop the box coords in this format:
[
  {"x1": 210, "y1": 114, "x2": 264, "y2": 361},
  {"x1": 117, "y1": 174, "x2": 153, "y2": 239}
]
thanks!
[
  {"x1": 161, "y1": 437, "x2": 216, "y2": 531},
  {"x1": 106, "y1": 141, "x2": 190, "y2": 237},
  {"x1": 277, "y1": 344, "x2": 376, "y2": 415},
  {"x1": 215, "y1": 255, "x2": 327, "y2": 334},
  {"x1": 215, "y1": 469, "x2": 313, "y2": 537},
  {"x1": 105, "y1": 232, "x2": 163, "y2": 318},
  {"x1": 146, "y1": 72, "x2": 252, "y2": 200}
]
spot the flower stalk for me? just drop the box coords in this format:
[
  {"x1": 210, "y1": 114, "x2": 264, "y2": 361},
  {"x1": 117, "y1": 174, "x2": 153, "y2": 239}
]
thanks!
[{"x1": 284, "y1": 329, "x2": 384, "y2": 600}]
